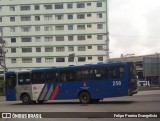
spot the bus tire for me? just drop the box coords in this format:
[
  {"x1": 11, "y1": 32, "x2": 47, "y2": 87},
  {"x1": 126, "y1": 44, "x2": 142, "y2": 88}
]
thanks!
[
  {"x1": 79, "y1": 92, "x2": 91, "y2": 104},
  {"x1": 21, "y1": 94, "x2": 31, "y2": 105}
]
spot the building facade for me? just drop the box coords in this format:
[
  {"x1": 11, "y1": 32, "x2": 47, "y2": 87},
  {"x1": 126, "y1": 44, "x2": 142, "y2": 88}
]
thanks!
[{"x1": 0, "y1": 0, "x2": 109, "y2": 71}]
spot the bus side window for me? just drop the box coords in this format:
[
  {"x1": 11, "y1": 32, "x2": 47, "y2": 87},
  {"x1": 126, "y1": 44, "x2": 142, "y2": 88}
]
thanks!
[
  {"x1": 119, "y1": 66, "x2": 125, "y2": 80},
  {"x1": 60, "y1": 70, "x2": 76, "y2": 82},
  {"x1": 18, "y1": 73, "x2": 31, "y2": 85},
  {"x1": 109, "y1": 66, "x2": 124, "y2": 80},
  {"x1": 46, "y1": 71, "x2": 56, "y2": 83},
  {"x1": 31, "y1": 72, "x2": 46, "y2": 84},
  {"x1": 76, "y1": 69, "x2": 92, "y2": 81},
  {"x1": 94, "y1": 67, "x2": 108, "y2": 80}
]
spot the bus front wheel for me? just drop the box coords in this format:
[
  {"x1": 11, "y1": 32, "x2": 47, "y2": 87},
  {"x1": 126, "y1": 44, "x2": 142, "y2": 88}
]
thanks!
[
  {"x1": 21, "y1": 94, "x2": 31, "y2": 105},
  {"x1": 79, "y1": 92, "x2": 91, "y2": 104}
]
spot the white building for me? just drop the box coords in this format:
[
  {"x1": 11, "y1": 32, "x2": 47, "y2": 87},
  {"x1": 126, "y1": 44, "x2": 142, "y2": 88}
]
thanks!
[{"x1": 0, "y1": 0, "x2": 109, "y2": 71}]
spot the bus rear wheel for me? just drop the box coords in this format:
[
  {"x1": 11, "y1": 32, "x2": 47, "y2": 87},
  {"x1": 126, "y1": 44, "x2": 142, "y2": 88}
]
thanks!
[
  {"x1": 79, "y1": 92, "x2": 91, "y2": 104},
  {"x1": 21, "y1": 94, "x2": 31, "y2": 105}
]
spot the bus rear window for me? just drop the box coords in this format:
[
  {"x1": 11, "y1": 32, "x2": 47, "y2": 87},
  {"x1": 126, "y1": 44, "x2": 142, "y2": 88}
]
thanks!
[{"x1": 129, "y1": 63, "x2": 137, "y2": 79}]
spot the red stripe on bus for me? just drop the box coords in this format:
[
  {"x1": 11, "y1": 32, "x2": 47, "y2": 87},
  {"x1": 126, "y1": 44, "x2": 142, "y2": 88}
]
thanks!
[{"x1": 50, "y1": 83, "x2": 60, "y2": 100}]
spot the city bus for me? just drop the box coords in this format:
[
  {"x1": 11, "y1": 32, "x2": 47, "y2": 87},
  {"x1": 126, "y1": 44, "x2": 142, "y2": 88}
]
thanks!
[{"x1": 5, "y1": 62, "x2": 138, "y2": 104}]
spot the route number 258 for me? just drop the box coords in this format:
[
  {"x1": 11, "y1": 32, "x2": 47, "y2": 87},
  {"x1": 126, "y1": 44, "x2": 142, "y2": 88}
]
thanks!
[{"x1": 112, "y1": 81, "x2": 121, "y2": 86}]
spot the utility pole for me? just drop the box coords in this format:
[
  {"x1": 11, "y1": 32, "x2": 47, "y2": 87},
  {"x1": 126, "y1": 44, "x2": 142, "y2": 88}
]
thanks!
[{"x1": 0, "y1": 29, "x2": 7, "y2": 72}]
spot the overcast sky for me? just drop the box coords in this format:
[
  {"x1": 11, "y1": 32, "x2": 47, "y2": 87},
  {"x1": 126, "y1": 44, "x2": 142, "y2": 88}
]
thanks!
[{"x1": 108, "y1": 0, "x2": 160, "y2": 58}]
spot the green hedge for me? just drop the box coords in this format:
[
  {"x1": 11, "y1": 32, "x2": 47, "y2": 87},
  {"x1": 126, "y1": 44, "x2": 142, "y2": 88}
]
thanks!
[{"x1": 0, "y1": 80, "x2": 5, "y2": 96}]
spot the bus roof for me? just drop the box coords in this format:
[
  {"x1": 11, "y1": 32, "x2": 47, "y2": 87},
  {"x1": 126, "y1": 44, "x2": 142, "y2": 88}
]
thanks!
[
  {"x1": 5, "y1": 61, "x2": 130, "y2": 74},
  {"x1": 31, "y1": 61, "x2": 129, "y2": 72}
]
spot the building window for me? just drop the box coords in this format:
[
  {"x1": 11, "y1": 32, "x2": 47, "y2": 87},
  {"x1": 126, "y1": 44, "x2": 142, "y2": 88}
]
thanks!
[
  {"x1": 10, "y1": 17, "x2": 15, "y2": 22},
  {"x1": 78, "y1": 57, "x2": 86, "y2": 62},
  {"x1": 35, "y1": 37, "x2": 41, "y2": 42},
  {"x1": 88, "y1": 46, "x2": 92, "y2": 49},
  {"x1": 44, "y1": 5, "x2": 52, "y2": 10},
  {"x1": 21, "y1": 37, "x2": 31, "y2": 42},
  {"x1": 36, "y1": 58, "x2": 41, "y2": 63},
  {"x1": 87, "y1": 35, "x2": 92, "y2": 39},
  {"x1": 36, "y1": 47, "x2": 41, "y2": 52},
  {"x1": 45, "y1": 47, "x2": 53, "y2": 52},
  {"x1": 97, "y1": 2, "x2": 102, "y2": 7},
  {"x1": 56, "y1": 47, "x2": 64, "y2": 52},
  {"x1": 77, "y1": 3, "x2": 85, "y2": 8},
  {"x1": 55, "y1": 4, "x2": 63, "y2": 9},
  {"x1": 68, "y1": 25, "x2": 73, "y2": 30},
  {"x1": 77, "y1": 14, "x2": 85, "y2": 19},
  {"x1": 44, "y1": 15, "x2": 52, "y2": 20},
  {"x1": 35, "y1": 16, "x2": 40, "y2": 21},
  {"x1": 98, "y1": 56, "x2": 103, "y2": 61},
  {"x1": 35, "y1": 5, "x2": 40, "y2": 10},
  {"x1": 44, "y1": 37, "x2": 53, "y2": 42},
  {"x1": 67, "y1": 4, "x2": 73, "y2": 9},
  {"x1": 56, "y1": 57, "x2": 65, "y2": 62},
  {"x1": 11, "y1": 38, "x2": 16, "y2": 43},
  {"x1": 20, "y1": 6, "x2": 30, "y2": 11},
  {"x1": 44, "y1": 26, "x2": 53, "y2": 31},
  {"x1": 68, "y1": 36, "x2": 74, "y2": 41},
  {"x1": 11, "y1": 59, "x2": 16, "y2": 63},
  {"x1": 22, "y1": 48, "x2": 32, "y2": 53},
  {"x1": 0, "y1": 18, "x2": 2, "y2": 22},
  {"x1": 11, "y1": 48, "x2": 16, "y2": 53},
  {"x1": 97, "y1": 24, "x2": 103, "y2": 29},
  {"x1": 97, "y1": 35, "x2": 103, "y2": 40},
  {"x1": 68, "y1": 47, "x2": 74, "y2": 51},
  {"x1": 0, "y1": 7, "x2": 1, "y2": 12},
  {"x1": 10, "y1": 27, "x2": 15, "y2": 32},
  {"x1": 35, "y1": 26, "x2": 40, "y2": 31},
  {"x1": 45, "y1": 58, "x2": 54, "y2": 63},
  {"x1": 77, "y1": 25, "x2": 85, "y2": 30},
  {"x1": 97, "y1": 13, "x2": 102, "y2": 18},
  {"x1": 56, "y1": 36, "x2": 64, "y2": 41},
  {"x1": 88, "y1": 57, "x2": 92, "y2": 60},
  {"x1": 87, "y1": 13, "x2": 91, "y2": 17},
  {"x1": 55, "y1": 25, "x2": 64, "y2": 31},
  {"x1": 87, "y1": 3, "x2": 91, "y2": 6},
  {"x1": 10, "y1": 6, "x2": 15, "y2": 11},
  {"x1": 21, "y1": 16, "x2": 31, "y2": 21},
  {"x1": 22, "y1": 58, "x2": 32, "y2": 63},
  {"x1": 21, "y1": 27, "x2": 31, "y2": 32},
  {"x1": 78, "y1": 46, "x2": 86, "y2": 51},
  {"x1": 97, "y1": 46, "x2": 103, "y2": 50},
  {"x1": 77, "y1": 35, "x2": 85, "y2": 40},
  {"x1": 68, "y1": 14, "x2": 73, "y2": 19},
  {"x1": 55, "y1": 15, "x2": 63, "y2": 20}
]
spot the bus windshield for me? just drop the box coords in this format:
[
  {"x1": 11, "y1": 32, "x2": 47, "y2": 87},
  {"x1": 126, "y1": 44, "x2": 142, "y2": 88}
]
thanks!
[{"x1": 5, "y1": 74, "x2": 16, "y2": 89}]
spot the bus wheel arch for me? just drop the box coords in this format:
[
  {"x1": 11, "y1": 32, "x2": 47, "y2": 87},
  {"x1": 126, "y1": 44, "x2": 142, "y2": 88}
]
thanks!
[
  {"x1": 20, "y1": 93, "x2": 31, "y2": 104},
  {"x1": 78, "y1": 90, "x2": 91, "y2": 104}
]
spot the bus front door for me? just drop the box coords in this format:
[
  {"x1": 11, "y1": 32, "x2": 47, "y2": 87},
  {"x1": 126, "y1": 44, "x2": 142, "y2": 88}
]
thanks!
[{"x1": 5, "y1": 73, "x2": 16, "y2": 101}]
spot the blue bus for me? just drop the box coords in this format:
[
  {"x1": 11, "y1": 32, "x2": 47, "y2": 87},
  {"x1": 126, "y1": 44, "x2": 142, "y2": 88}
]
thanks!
[{"x1": 5, "y1": 62, "x2": 138, "y2": 104}]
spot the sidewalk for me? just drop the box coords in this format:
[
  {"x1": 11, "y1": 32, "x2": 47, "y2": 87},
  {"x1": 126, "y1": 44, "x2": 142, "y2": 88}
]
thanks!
[{"x1": 0, "y1": 96, "x2": 5, "y2": 102}]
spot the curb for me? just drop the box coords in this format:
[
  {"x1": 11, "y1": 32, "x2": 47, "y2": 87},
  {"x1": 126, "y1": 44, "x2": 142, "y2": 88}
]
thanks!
[{"x1": 0, "y1": 96, "x2": 6, "y2": 102}]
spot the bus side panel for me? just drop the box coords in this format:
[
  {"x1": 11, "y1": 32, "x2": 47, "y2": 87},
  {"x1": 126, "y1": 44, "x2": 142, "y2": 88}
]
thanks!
[
  {"x1": 53, "y1": 82, "x2": 80, "y2": 100},
  {"x1": 32, "y1": 84, "x2": 45, "y2": 101}
]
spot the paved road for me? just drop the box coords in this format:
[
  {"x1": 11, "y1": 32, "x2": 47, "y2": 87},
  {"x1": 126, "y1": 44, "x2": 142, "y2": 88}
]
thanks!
[{"x1": 0, "y1": 90, "x2": 160, "y2": 121}]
